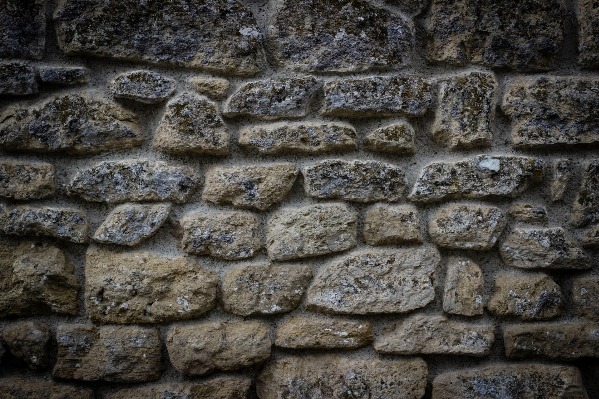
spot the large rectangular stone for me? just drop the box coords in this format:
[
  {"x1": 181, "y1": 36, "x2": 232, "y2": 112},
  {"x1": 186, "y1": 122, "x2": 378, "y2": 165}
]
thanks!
[{"x1": 0, "y1": 161, "x2": 55, "y2": 200}]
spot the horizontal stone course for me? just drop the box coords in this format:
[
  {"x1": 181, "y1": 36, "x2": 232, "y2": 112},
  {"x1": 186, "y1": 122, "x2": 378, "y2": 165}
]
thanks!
[
  {"x1": 0, "y1": 62, "x2": 38, "y2": 95},
  {"x1": 0, "y1": 161, "x2": 55, "y2": 200},
  {"x1": 275, "y1": 317, "x2": 373, "y2": 349}
]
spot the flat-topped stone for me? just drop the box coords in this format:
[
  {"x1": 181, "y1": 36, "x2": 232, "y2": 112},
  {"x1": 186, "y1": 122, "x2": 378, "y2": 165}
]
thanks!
[
  {"x1": 0, "y1": 161, "x2": 55, "y2": 200},
  {"x1": 110, "y1": 70, "x2": 176, "y2": 104}
]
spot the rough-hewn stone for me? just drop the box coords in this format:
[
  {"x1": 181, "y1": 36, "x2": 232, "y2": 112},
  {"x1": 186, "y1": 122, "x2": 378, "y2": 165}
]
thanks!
[
  {"x1": 571, "y1": 159, "x2": 599, "y2": 226},
  {"x1": 0, "y1": 378, "x2": 94, "y2": 399},
  {"x1": 582, "y1": 225, "x2": 599, "y2": 248},
  {"x1": 189, "y1": 77, "x2": 230, "y2": 99},
  {"x1": 364, "y1": 122, "x2": 416, "y2": 155},
  {"x1": 578, "y1": 0, "x2": 599, "y2": 67},
  {"x1": 275, "y1": 316, "x2": 373, "y2": 349},
  {"x1": 0, "y1": 161, "x2": 55, "y2": 200},
  {"x1": 0, "y1": 0, "x2": 46, "y2": 59},
  {"x1": 443, "y1": 257, "x2": 484, "y2": 316},
  {"x1": 0, "y1": 62, "x2": 38, "y2": 95},
  {"x1": 2, "y1": 321, "x2": 50, "y2": 369},
  {"x1": 386, "y1": 0, "x2": 430, "y2": 14},
  {"x1": 108, "y1": 377, "x2": 253, "y2": 399},
  {"x1": 572, "y1": 277, "x2": 599, "y2": 321},
  {"x1": 551, "y1": 159, "x2": 573, "y2": 202},
  {"x1": 508, "y1": 203, "x2": 548, "y2": 224},
  {"x1": 39, "y1": 66, "x2": 86, "y2": 85},
  {"x1": 110, "y1": 70, "x2": 176, "y2": 104},
  {"x1": 363, "y1": 204, "x2": 422, "y2": 245}
]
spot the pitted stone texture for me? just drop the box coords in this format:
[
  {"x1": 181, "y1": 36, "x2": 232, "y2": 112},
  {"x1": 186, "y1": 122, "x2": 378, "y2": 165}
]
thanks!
[
  {"x1": 386, "y1": 0, "x2": 430, "y2": 14},
  {"x1": 257, "y1": 355, "x2": 427, "y2": 399},
  {"x1": 426, "y1": 0, "x2": 564, "y2": 70},
  {"x1": 363, "y1": 204, "x2": 422, "y2": 245},
  {"x1": 54, "y1": 0, "x2": 266, "y2": 76},
  {"x1": 266, "y1": 203, "x2": 357, "y2": 261},
  {"x1": 508, "y1": 203, "x2": 548, "y2": 224},
  {"x1": 571, "y1": 159, "x2": 599, "y2": 226},
  {"x1": 54, "y1": 324, "x2": 161, "y2": 382},
  {"x1": 0, "y1": 378, "x2": 94, "y2": 399},
  {"x1": 68, "y1": 160, "x2": 198, "y2": 203},
  {"x1": 582, "y1": 225, "x2": 599, "y2": 248},
  {"x1": 2, "y1": 321, "x2": 50, "y2": 369},
  {"x1": 202, "y1": 163, "x2": 298, "y2": 211},
  {"x1": 166, "y1": 321, "x2": 271, "y2": 377},
  {"x1": 111, "y1": 70, "x2": 176, "y2": 104},
  {"x1": 108, "y1": 377, "x2": 252, "y2": 399},
  {"x1": 0, "y1": 62, "x2": 38, "y2": 95},
  {"x1": 221, "y1": 263, "x2": 312, "y2": 316},
  {"x1": 275, "y1": 316, "x2": 373, "y2": 349},
  {"x1": 85, "y1": 247, "x2": 217, "y2": 324},
  {"x1": 303, "y1": 159, "x2": 406, "y2": 202},
  {"x1": 39, "y1": 66, "x2": 86, "y2": 85},
  {"x1": 189, "y1": 77, "x2": 230, "y2": 99},
  {"x1": 0, "y1": 0, "x2": 46, "y2": 59},
  {"x1": 578, "y1": 0, "x2": 599, "y2": 67},
  {"x1": 0, "y1": 161, "x2": 55, "y2": 200},
  {"x1": 267, "y1": 0, "x2": 414, "y2": 73},
  {"x1": 0, "y1": 92, "x2": 143, "y2": 154},
  {"x1": 364, "y1": 122, "x2": 416, "y2": 155},
  {"x1": 323, "y1": 76, "x2": 432, "y2": 118},
  {"x1": 500, "y1": 228, "x2": 590, "y2": 270},
  {"x1": 573, "y1": 277, "x2": 599, "y2": 321},
  {"x1": 443, "y1": 257, "x2": 484, "y2": 316},
  {"x1": 409, "y1": 155, "x2": 545, "y2": 203},
  {"x1": 306, "y1": 248, "x2": 440, "y2": 314},
  {"x1": 551, "y1": 159, "x2": 573, "y2": 202},
  {"x1": 239, "y1": 122, "x2": 357, "y2": 155}
]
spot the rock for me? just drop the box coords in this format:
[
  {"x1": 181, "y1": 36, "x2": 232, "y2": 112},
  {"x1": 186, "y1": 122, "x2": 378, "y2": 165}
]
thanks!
[
  {"x1": 93, "y1": 203, "x2": 170, "y2": 246},
  {"x1": 551, "y1": 159, "x2": 573, "y2": 202},
  {"x1": 108, "y1": 377, "x2": 252, "y2": 399},
  {"x1": 53, "y1": 324, "x2": 162, "y2": 382},
  {"x1": 221, "y1": 263, "x2": 312, "y2": 316},
  {"x1": 266, "y1": 203, "x2": 357, "y2": 261},
  {"x1": 189, "y1": 77, "x2": 230, "y2": 99},
  {"x1": 38, "y1": 66, "x2": 86, "y2": 85},
  {"x1": 202, "y1": 163, "x2": 297, "y2": 211},
  {"x1": 111, "y1": 70, "x2": 176, "y2": 104},
  {"x1": 443, "y1": 257, "x2": 484, "y2": 316},
  {"x1": 578, "y1": 0, "x2": 599, "y2": 67},
  {"x1": 224, "y1": 76, "x2": 320, "y2": 120},
  {"x1": 0, "y1": 378, "x2": 94, "y2": 399},
  {"x1": 306, "y1": 248, "x2": 440, "y2": 314},
  {"x1": 364, "y1": 122, "x2": 416, "y2": 155},
  {"x1": 409, "y1": 155, "x2": 545, "y2": 203},
  {"x1": 582, "y1": 225, "x2": 599, "y2": 248},
  {"x1": 174, "y1": 211, "x2": 260, "y2": 260},
  {"x1": 573, "y1": 277, "x2": 599, "y2": 321},
  {"x1": 499, "y1": 228, "x2": 590, "y2": 270},
  {"x1": 363, "y1": 204, "x2": 422, "y2": 245},
  {"x1": 0, "y1": 0, "x2": 46, "y2": 59},
  {"x1": 374, "y1": 314, "x2": 494, "y2": 356},
  {"x1": 54, "y1": 0, "x2": 266, "y2": 76},
  {"x1": 386, "y1": 0, "x2": 430, "y2": 15},
  {"x1": 85, "y1": 247, "x2": 217, "y2": 324},
  {"x1": 68, "y1": 160, "x2": 198, "y2": 203},
  {"x1": 0, "y1": 92, "x2": 143, "y2": 154},
  {"x1": 257, "y1": 355, "x2": 427, "y2": 399},
  {"x1": 428, "y1": 204, "x2": 506, "y2": 250},
  {"x1": 508, "y1": 203, "x2": 548, "y2": 224},
  {"x1": 571, "y1": 159, "x2": 599, "y2": 226},
  {"x1": 0, "y1": 62, "x2": 38, "y2": 95},
  {"x1": 0, "y1": 161, "x2": 55, "y2": 200},
  {"x1": 166, "y1": 321, "x2": 271, "y2": 376},
  {"x1": 239, "y1": 122, "x2": 357, "y2": 155},
  {"x1": 2, "y1": 321, "x2": 50, "y2": 369},
  {"x1": 267, "y1": 0, "x2": 414, "y2": 72},
  {"x1": 323, "y1": 76, "x2": 432, "y2": 118},
  {"x1": 303, "y1": 159, "x2": 406, "y2": 202},
  {"x1": 275, "y1": 316, "x2": 373, "y2": 349}
]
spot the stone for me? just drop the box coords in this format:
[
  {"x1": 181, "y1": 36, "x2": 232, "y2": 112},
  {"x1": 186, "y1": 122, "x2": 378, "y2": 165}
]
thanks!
[
  {"x1": 111, "y1": 70, "x2": 176, "y2": 104},
  {"x1": 267, "y1": 0, "x2": 414, "y2": 73},
  {"x1": 108, "y1": 377, "x2": 252, "y2": 399},
  {"x1": 239, "y1": 122, "x2": 357, "y2": 155},
  {"x1": 364, "y1": 122, "x2": 416, "y2": 155},
  {"x1": 409, "y1": 155, "x2": 545, "y2": 203},
  {"x1": 224, "y1": 76, "x2": 320, "y2": 120},
  {"x1": 266, "y1": 203, "x2": 357, "y2": 261},
  {"x1": 363, "y1": 204, "x2": 422, "y2": 245},
  {"x1": 573, "y1": 277, "x2": 599, "y2": 321},
  {"x1": 0, "y1": 92, "x2": 143, "y2": 154},
  {"x1": 428, "y1": 204, "x2": 506, "y2": 250},
  {"x1": 551, "y1": 159, "x2": 573, "y2": 202},
  {"x1": 306, "y1": 247, "x2": 440, "y2": 314},
  {"x1": 0, "y1": 378, "x2": 94, "y2": 399},
  {"x1": 578, "y1": 0, "x2": 599, "y2": 67},
  {"x1": 166, "y1": 321, "x2": 271, "y2": 376},
  {"x1": 374, "y1": 314, "x2": 495, "y2": 356},
  {"x1": 221, "y1": 263, "x2": 312, "y2": 316},
  {"x1": 499, "y1": 228, "x2": 590, "y2": 270},
  {"x1": 303, "y1": 159, "x2": 406, "y2": 202},
  {"x1": 189, "y1": 77, "x2": 230, "y2": 99},
  {"x1": 508, "y1": 203, "x2": 548, "y2": 224},
  {"x1": 202, "y1": 163, "x2": 298, "y2": 211},
  {"x1": 0, "y1": 161, "x2": 55, "y2": 200},
  {"x1": 2, "y1": 321, "x2": 50, "y2": 369},
  {"x1": 39, "y1": 66, "x2": 86, "y2": 85},
  {"x1": 571, "y1": 159, "x2": 599, "y2": 226},
  {"x1": 174, "y1": 211, "x2": 260, "y2": 260},
  {"x1": 0, "y1": 0, "x2": 46, "y2": 59},
  {"x1": 54, "y1": 324, "x2": 162, "y2": 382},
  {"x1": 68, "y1": 160, "x2": 198, "y2": 203},
  {"x1": 433, "y1": 71, "x2": 497, "y2": 149},
  {"x1": 582, "y1": 225, "x2": 599, "y2": 248},
  {"x1": 386, "y1": 0, "x2": 430, "y2": 15},
  {"x1": 54, "y1": 0, "x2": 266, "y2": 76},
  {"x1": 85, "y1": 247, "x2": 217, "y2": 324},
  {"x1": 0, "y1": 62, "x2": 38, "y2": 95},
  {"x1": 443, "y1": 257, "x2": 484, "y2": 316},
  {"x1": 93, "y1": 203, "x2": 170, "y2": 246},
  {"x1": 275, "y1": 317, "x2": 373, "y2": 349},
  {"x1": 426, "y1": 0, "x2": 564, "y2": 70},
  {"x1": 257, "y1": 355, "x2": 427, "y2": 399},
  {"x1": 323, "y1": 76, "x2": 432, "y2": 118}
]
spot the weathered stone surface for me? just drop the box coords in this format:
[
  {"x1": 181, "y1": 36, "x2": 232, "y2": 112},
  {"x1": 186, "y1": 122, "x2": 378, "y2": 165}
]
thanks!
[
  {"x1": 93, "y1": 203, "x2": 170, "y2": 246},
  {"x1": 375, "y1": 314, "x2": 494, "y2": 356},
  {"x1": 508, "y1": 203, "x2": 548, "y2": 224},
  {"x1": 578, "y1": 0, "x2": 599, "y2": 67},
  {"x1": 266, "y1": 203, "x2": 357, "y2": 261},
  {"x1": 551, "y1": 159, "x2": 573, "y2": 202},
  {"x1": 174, "y1": 211, "x2": 260, "y2": 260},
  {"x1": 386, "y1": 0, "x2": 430, "y2": 15},
  {"x1": 582, "y1": 225, "x2": 599, "y2": 248},
  {"x1": 267, "y1": 0, "x2": 414, "y2": 73},
  {"x1": 275, "y1": 316, "x2": 373, "y2": 349},
  {"x1": 0, "y1": 0, "x2": 46, "y2": 59},
  {"x1": 0, "y1": 378, "x2": 94, "y2": 399},
  {"x1": 306, "y1": 248, "x2": 440, "y2": 314},
  {"x1": 54, "y1": 0, "x2": 266, "y2": 76},
  {"x1": 0, "y1": 62, "x2": 38, "y2": 95},
  {"x1": 68, "y1": 160, "x2": 198, "y2": 203},
  {"x1": 428, "y1": 204, "x2": 506, "y2": 250},
  {"x1": 0, "y1": 92, "x2": 143, "y2": 153},
  {"x1": 111, "y1": 70, "x2": 176, "y2": 104},
  {"x1": 571, "y1": 159, "x2": 599, "y2": 226},
  {"x1": 202, "y1": 163, "x2": 297, "y2": 211},
  {"x1": 166, "y1": 321, "x2": 271, "y2": 376},
  {"x1": 54, "y1": 324, "x2": 162, "y2": 382},
  {"x1": 303, "y1": 159, "x2": 406, "y2": 202},
  {"x1": 189, "y1": 77, "x2": 230, "y2": 99},
  {"x1": 499, "y1": 228, "x2": 590, "y2": 270},
  {"x1": 0, "y1": 161, "x2": 55, "y2": 200},
  {"x1": 409, "y1": 155, "x2": 545, "y2": 203},
  {"x1": 363, "y1": 204, "x2": 422, "y2": 245},
  {"x1": 2, "y1": 321, "x2": 50, "y2": 369},
  {"x1": 257, "y1": 355, "x2": 428, "y2": 399},
  {"x1": 39, "y1": 66, "x2": 86, "y2": 85},
  {"x1": 427, "y1": 0, "x2": 564, "y2": 70},
  {"x1": 364, "y1": 122, "x2": 416, "y2": 155},
  {"x1": 239, "y1": 122, "x2": 357, "y2": 154},
  {"x1": 323, "y1": 76, "x2": 432, "y2": 118},
  {"x1": 573, "y1": 277, "x2": 599, "y2": 321},
  {"x1": 85, "y1": 247, "x2": 218, "y2": 324},
  {"x1": 221, "y1": 263, "x2": 312, "y2": 316},
  {"x1": 443, "y1": 257, "x2": 484, "y2": 316},
  {"x1": 108, "y1": 377, "x2": 253, "y2": 399}
]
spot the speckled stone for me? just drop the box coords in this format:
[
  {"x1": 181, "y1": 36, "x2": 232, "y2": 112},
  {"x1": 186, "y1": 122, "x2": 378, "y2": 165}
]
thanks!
[
  {"x1": 443, "y1": 257, "x2": 484, "y2": 316},
  {"x1": 0, "y1": 0, "x2": 46, "y2": 59},
  {"x1": 571, "y1": 159, "x2": 599, "y2": 226},
  {"x1": 578, "y1": 0, "x2": 599, "y2": 67},
  {"x1": 364, "y1": 122, "x2": 416, "y2": 155},
  {"x1": 0, "y1": 378, "x2": 93, "y2": 399},
  {"x1": 508, "y1": 203, "x2": 548, "y2": 224},
  {"x1": 551, "y1": 159, "x2": 573, "y2": 202},
  {"x1": 572, "y1": 277, "x2": 599, "y2": 320},
  {"x1": 0, "y1": 161, "x2": 55, "y2": 200},
  {"x1": 108, "y1": 378, "x2": 252, "y2": 399},
  {"x1": 110, "y1": 70, "x2": 176, "y2": 104},
  {"x1": 38, "y1": 66, "x2": 86, "y2": 85},
  {"x1": 3, "y1": 321, "x2": 51, "y2": 369},
  {"x1": 275, "y1": 317, "x2": 373, "y2": 350},
  {"x1": 0, "y1": 62, "x2": 38, "y2": 95},
  {"x1": 363, "y1": 204, "x2": 422, "y2": 245},
  {"x1": 582, "y1": 225, "x2": 599, "y2": 248},
  {"x1": 188, "y1": 77, "x2": 230, "y2": 99}
]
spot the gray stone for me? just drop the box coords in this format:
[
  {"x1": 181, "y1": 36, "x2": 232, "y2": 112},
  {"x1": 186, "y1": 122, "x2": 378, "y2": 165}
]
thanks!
[
  {"x1": 189, "y1": 77, "x2": 230, "y2": 99},
  {"x1": 582, "y1": 225, "x2": 599, "y2": 248},
  {"x1": 571, "y1": 159, "x2": 599, "y2": 226},
  {"x1": 108, "y1": 378, "x2": 252, "y2": 399},
  {"x1": 2, "y1": 321, "x2": 51, "y2": 369},
  {"x1": 551, "y1": 159, "x2": 573, "y2": 202},
  {"x1": 364, "y1": 122, "x2": 416, "y2": 155},
  {"x1": 386, "y1": 0, "x2": 430, "y2": 15},
  {"x1": 39, "y1": 66, "x2": 86, "y2": 85},
  {"x1": 572, "y1": 277, "x2": 599, "y2": 321},
  {"x1": 443, "y1": 257, "x2": 484, "y2": 316},
  {"x1": 0, "y1": 0, "x2": 46, "y2": 59},
  {"x1": 111, "y1": 70, "x2": 176, "y2": 104},
  {"x1": 0, "y1": 62, "x2": 38, "y2": 95},
  {"x1": 0, "y1": 378, "x2": 94, "y2": 399},
  {"x1": 508, "y1": 203, "x2": 548, "y2": 224},
  {"x1": 275, "y1": 317, "x2": 373, "y2": 349},
  {"x1": 363, "y1": 204, "x2": 422, "y2": 245},
  {"x1": 0, "y1": 161, "x2": 55, "y2": 200},
  {"x1": 578, "y1": 0, "x2": 599, "y2": 67}
]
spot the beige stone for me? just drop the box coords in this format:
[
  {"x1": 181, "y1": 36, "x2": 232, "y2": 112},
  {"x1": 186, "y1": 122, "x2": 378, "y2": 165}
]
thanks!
[
  {"x1": 189, "y1": 77, "x2": 230, "y2": 99},
  {"x1": 363, "y1": 204, "x2": 422, "y2": 245},
  {"x1": 2, "y1": 321, "x2": 50, "y2": 369},
  {"x1": 572, "y1": 277, "x2": 599, "y2": 321},
  {"x1": 364, "y1": 122, "x2": 416, "y2": 155},
  {"x1": 108, "y1": 377, "x2": 252, "y2": 399},
  {"x1": 443, "y1": 257, "x2": 484, "y2": 316},
  {"x1": 578, "y1": 0, "x2": 599, "y2": 67},
  {"x1": 508, "y1": 203, "x2": 548, "y2": 224},
  {"x1": 0, "y1": 378, "x2": 94, "y2": 399},
  {"x1": 275, "y1": 316, "x2": 373, "y2": 349},
  {"x1": 551, "y1": 159, "x2": 573, "y2": 202},
  {"x1": 582, "y1": 225, "x2": 599, "y2": 248},
  {"x1": 571, "y1": 159, "x2": 599, "y2": 226},
  {"x1": 0, "y1": 161, "x2": 55, "y2": 200}
]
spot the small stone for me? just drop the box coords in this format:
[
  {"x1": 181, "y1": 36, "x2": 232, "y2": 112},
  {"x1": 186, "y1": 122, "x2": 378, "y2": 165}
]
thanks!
[
  {"x1": 0, "y1": 161, "x2": 55, "y2": 200},
  {"x1": 189, "y1": 77, "x2": 230, "y2": 99},
  {"x1": 85, "y1": 247, "x2": 217, "y2": 324},
  {"x1": 0, "y1": 0, "x2": 46, "y2": 59},
  {"x1": 275, "y1": 317, "x2": 373, "y2": 350},
  {"x1": 508, "y1": 203, "x2": 548, "y2": 224},
  {"x1": 579, "y1": 0, "x2": 599, "y2": 67},
  {"x1": 108, "y1": 377, "x2": 252, "y2": 399},
  {"x1": 266, "y1": 203, "x2": 357, "y2": 261},
  {"x1": 582, "y1": 225, "x2": 599, "y2": 248},
  {"x1": 2, "y1": 321, "x2": 50, "y2": 369},
  {"x1": 0, "y1": 62, "x2": 38, "y2": 95},
  {"x1": 221, "y1": 263, "x2": 312, "y2": 316},
  {"x1": 363, "y1": 204, "x2": 422, "y2": 245},
  {"x1": 53, "y1": 324, "x2": 162, "y2": 382},
  {"x1": 39, "y1": 66, "x2": 86, "y2": 85},
  {"x1": 443, "y1": 257, "x2": 484, "y2": 316},
  {"x1": 202, "y1": 163, "x2": 298, "y2": 211},
  {"x1": 573, "y1": 277, "x2": 599, "y2": 321},
  {"x1": 303, "y1": 159, "x2": 406, "y2": 202},
  {"x1": 0, "y1": 378, "x2": 94, "y2": 399},
  {"x1": 364, "y1": 122, "x2": 416, "y2": 155},
  {"x1": 306, "y1": 248, "x2": 440, "y2": 314},
  {"x1": 571, "y1": 159, "x2": 599, "y2": 226},
  {"x1": 551, "y1": 159, "x2": 573, "y2": 202},
  {"x1": 166, "y1": 321, "x2": 271, "y2": 377},
  {"x1": 111, "y1": 70, "x2": 176, "y2": 104}
]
